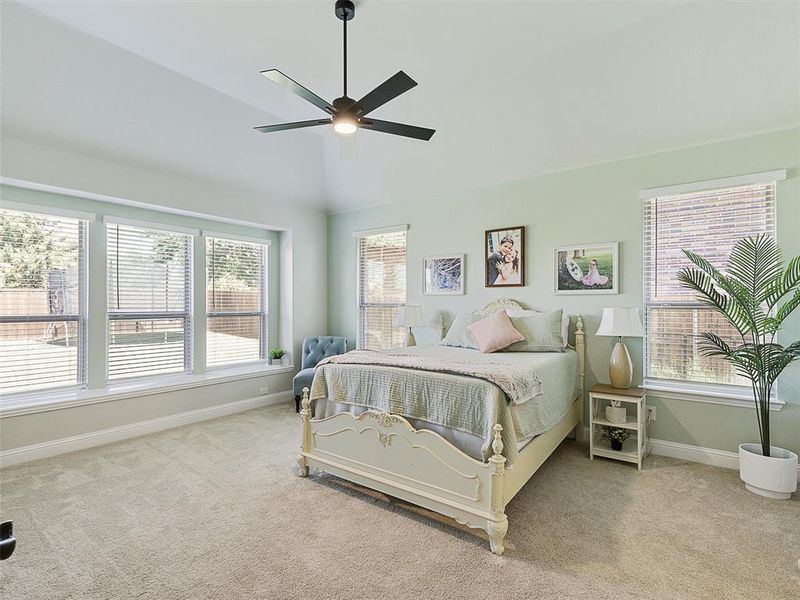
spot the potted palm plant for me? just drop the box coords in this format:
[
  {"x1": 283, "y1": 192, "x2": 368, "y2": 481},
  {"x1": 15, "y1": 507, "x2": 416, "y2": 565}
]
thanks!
[{"x1": 678, "y1": 235, "x2": 799, "y2": 499}]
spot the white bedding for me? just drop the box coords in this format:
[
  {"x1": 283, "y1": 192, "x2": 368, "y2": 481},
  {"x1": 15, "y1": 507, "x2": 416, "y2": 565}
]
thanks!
[
  {"x1": 395, "y1": 345, "x2": 580, "y2": 449},
  {"x1": 312, "y1": 345, "x2": 580, "y2": 462}
]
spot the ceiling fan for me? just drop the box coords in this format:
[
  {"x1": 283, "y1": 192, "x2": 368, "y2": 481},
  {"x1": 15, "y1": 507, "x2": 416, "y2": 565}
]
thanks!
[{"x1": 254, "y1": 0, "x2": 435, "y2": 141}]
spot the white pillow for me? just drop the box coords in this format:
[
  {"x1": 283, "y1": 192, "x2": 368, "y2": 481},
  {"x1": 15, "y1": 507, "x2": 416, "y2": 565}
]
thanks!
[
  {"x1": 441, "y1": 313, "x2": 482, "y2": 349},
  {"x1": 411, "y1": 326, "x2": 442, "y2": 347},
  {"x1": 507, "y1": 308, "x2": 569, "y2": 347}
]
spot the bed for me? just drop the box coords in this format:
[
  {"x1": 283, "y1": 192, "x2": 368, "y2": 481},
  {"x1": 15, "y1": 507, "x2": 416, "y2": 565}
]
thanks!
[{"x1": 297, "y1": 299, "x2": 585, "y2": 555}]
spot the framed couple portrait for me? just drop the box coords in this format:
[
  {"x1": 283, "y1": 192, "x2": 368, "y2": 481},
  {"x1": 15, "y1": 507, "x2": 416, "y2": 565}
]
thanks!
[{"x1": 485, "y1": 226, "x2": 525, "y2": 288}]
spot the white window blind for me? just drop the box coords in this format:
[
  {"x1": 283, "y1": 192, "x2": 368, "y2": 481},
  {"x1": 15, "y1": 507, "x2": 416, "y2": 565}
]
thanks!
[
  {"x1": 357, "y1": 229, "x2": 407, "y2": 350},
  {"x1": 206, "y1": 237, "x2": 267, "y2": 366},
  {"x1": 0, "y1": 208, "x2": 87, "y2": 394},
  {"x1": 643, "y1": 181, "x2": 777, "y2": 389},
  {"x1": 107, "y1": 222, "x2": 192, "y2": 380}
]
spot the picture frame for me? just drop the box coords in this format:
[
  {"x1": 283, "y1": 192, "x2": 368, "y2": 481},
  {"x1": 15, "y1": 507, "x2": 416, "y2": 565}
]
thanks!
[
  {"x1": 485, "y1": 226, "x2": 525, "y2": 287},
  {"x1": 423, "y1": 254, "x2": 465, "y2": 295},
  {"x1": 554, "y1": 242, "x2": 619, "y2": 295}
]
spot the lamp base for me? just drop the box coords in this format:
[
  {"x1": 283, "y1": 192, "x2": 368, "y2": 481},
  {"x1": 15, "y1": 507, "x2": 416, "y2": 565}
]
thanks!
[
  {"x1": 609, "y1": 341, "x2": 633, "y2": 389},
  {"x1": 405, "y1": 328, "x2": 416, "y2": 347}
]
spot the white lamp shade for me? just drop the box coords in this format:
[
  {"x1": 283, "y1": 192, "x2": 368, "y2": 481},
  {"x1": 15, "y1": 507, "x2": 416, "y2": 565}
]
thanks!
[
  {"x1": 393, "y1": 305, "x2": 424, "y2": 328},
  {"x1": 596, "y1": 307, "x2": 643, "y2": 338}
]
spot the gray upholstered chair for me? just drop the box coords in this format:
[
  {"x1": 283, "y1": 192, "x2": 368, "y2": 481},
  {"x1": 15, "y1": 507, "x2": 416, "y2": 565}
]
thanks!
[{"x1": 293, "y1": 336, "x2": 347, "y2": 412}]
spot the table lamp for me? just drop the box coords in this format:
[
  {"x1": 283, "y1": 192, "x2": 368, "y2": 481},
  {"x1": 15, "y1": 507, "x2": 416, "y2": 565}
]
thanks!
[
  {"x1": 393, "y1": 305, "x2": 424, "y2": 346},
  {"x1": 595, "y1": 307, "x2": 644, "y2": 389}
]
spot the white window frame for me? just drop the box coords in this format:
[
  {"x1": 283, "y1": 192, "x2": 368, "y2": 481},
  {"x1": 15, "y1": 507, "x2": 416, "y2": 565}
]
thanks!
[
  {"x1": 204, "y1": 233, "x2": 270, "y2": 368},
  {"x1": 355, "y1": 224, "x2": 408, "y2": 350},
  {"x1": 0, "y1": 179, "x2": 288, "y2": 416},
  {"x1": 0, "y1": 204, "x2": 90, "y2": 396},
  {"x1": 640, "y1": 170, "x2": 786, "y2": 410},
  {"x1": 105, "y1": 219, "x2": 196, "y2": 382}
]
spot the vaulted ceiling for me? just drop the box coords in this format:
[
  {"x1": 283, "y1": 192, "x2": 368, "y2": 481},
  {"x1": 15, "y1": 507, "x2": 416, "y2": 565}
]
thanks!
[{"x1": 2, "y1": 1, "x2": 798, "y2": 213}]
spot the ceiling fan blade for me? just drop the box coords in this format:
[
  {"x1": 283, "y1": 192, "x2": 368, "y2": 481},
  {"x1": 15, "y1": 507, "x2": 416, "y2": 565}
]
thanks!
[
  {"x1": 354, "y1": 71, "x2": 417, "y2": 116},
  {"x1": 260, "y1": 69, "x2": 335, "y2": 115},
  {"x1": 254, "y1": 119, "x2": 330, "y2": 133},
  {"x1": 360, "y1": 118, "x2": 435, "y2": 141}
]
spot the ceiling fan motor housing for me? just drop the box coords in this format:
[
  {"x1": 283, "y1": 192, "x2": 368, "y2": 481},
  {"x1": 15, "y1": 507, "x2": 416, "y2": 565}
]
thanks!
[
  {"x1": 333, "y1": 96, "x2": 357, "y2": 114},
  {"x1": 335, "y1": 0, "x2": 355, "y2": 21}
]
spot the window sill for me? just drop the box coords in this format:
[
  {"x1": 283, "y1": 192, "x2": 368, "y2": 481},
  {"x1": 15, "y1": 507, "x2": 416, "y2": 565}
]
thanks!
[
  {"x1": 0, "y1": 363, "x2": 294, "y2": 418},
  {"x1": 644, "y1": 379, "x2": 785, "y2": 412}
]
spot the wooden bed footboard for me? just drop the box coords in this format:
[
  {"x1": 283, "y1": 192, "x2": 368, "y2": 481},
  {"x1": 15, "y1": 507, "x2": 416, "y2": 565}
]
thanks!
[
  {"x1": 296, "y1": 307, "x2": 585, "y2": 555},
  {"x1": 298, "y1": 391, "x2": 512, "y2": 554}
]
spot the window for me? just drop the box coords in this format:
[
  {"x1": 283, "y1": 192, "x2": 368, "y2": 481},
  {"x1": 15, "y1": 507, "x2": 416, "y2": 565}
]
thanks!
[
  {"x1": 0, "y1": 208, "x2": 87, "y2": 394},
  {"x1": 107, "y1": 222, "x2": 192, "y2": 380},
  {"x1": 206, "y1": 237, "x2": 267, "y2": 366},
  {"x1": 357, "y1": 227, "x2": 407, "y2": 350},
  {"x1": 643, "y1": 177, "x2": 777, "y2": 391}
]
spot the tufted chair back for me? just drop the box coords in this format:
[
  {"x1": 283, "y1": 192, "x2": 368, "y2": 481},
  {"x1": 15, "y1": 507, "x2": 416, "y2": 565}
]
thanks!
[{"x1": 301, "y1": 336, "x2": 348, "y2": 370}]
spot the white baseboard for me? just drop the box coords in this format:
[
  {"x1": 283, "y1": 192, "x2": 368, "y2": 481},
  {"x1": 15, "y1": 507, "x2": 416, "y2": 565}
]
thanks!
[
  {"x1": 583, "y1": 427, "x2": 800, "y2": 476},
  {"x1": 648, "y1": 437, "x2": 739, "y2": 469},
  {"x1": 0, "y1": 390, "x2": 293, "y2": 468}
]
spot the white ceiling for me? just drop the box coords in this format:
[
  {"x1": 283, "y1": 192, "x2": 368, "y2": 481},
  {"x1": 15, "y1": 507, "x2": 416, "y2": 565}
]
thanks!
[{"x1": 3, "y1": 1, "x2": 798, "y2": 213}]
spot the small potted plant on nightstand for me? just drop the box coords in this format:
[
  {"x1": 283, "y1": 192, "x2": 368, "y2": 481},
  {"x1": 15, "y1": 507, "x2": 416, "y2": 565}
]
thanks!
[
  {"x1": 269, "y1": 348, "x2": 286, "y2": 366},
  {"x1": 601, "y1": 426, "x2": 631, "y2": 451}
]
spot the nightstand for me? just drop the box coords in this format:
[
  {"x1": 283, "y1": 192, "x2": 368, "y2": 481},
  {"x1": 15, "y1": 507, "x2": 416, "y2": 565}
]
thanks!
[{"x1": 589, "y1": 384, "x2": 649, "y2": 470}]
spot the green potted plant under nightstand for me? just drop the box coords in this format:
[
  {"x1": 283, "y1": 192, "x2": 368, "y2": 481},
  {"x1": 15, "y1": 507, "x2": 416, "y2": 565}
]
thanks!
[{"x1": 601, "y1": 426, "x2": 631, "y2": 452}]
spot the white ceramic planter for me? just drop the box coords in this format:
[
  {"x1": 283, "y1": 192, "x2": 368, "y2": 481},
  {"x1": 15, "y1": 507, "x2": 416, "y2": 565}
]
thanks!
[{"x1": 739, "y1": 443, "x2": 798, "y2": 500}]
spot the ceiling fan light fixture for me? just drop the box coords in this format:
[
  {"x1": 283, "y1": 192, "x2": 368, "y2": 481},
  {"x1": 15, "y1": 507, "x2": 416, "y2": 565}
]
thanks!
[
  {"x1": 332, "y1": 114, "x2": 358, "y2": 135},
  {"x1": 254, "y1": 1, "x2": 435, "y2": 141}
]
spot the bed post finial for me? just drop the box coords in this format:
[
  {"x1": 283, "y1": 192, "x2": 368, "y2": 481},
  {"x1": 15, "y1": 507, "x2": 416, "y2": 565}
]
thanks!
[
  {"x1": 491, "y1": 423, "x2": 504, "y2": 457},
  {"x1": 488, "y1": 423, "x2": 508, "y2": 555},
  {"x1": 298, "y1": 387, "x2": 311, "y2": 477},
  {"x1": 574, "y1": 314, "x2": 586, "y2": 442}
]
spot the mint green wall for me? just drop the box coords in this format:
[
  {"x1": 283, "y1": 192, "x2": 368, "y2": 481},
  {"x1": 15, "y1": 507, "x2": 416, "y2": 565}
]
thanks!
[
  {"x1": 0, "y1": 184, "x2": 281, "y2": 377},
  {"x1": 327, "y1": 128, "x2": 800, "y2": 455}
]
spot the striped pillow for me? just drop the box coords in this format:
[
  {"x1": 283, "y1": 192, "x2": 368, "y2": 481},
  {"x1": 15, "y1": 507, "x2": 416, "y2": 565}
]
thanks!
[{"x1": 504, "y1": 309, "x2": 565, "y2": 352}]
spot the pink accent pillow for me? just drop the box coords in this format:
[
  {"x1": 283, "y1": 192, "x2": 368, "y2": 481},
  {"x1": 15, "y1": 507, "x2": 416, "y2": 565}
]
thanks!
[{"x1": 467, "y1": 311, "x2": 525, "y2": 353}]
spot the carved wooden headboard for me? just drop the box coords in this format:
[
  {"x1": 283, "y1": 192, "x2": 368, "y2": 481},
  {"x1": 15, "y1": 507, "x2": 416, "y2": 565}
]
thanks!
[{"x1": 473, "y1": 298, "x2": 526, "y2": 316}]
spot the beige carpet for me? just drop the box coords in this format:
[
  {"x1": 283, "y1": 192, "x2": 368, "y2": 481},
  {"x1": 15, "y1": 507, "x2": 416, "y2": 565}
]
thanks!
[{"x1": 0, "y1": 404, "x2": 797, "y2": 600}]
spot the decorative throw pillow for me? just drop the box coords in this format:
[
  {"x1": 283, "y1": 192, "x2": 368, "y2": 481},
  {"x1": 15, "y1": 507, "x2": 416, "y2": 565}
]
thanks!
[
  {"x1": 440, "y1": 313, "x2": 482, "y2": 349},
  {"x1": 467, "y1": 311, "x2": 525, "y2": 353},
  {"x1": 411, "y1": 326, "x2": 442, "y2": 347},
  {"x1": 507, "y1": 308, "x2": 569, "y2": 348},
  {"x1": 505, "y1": 309, "x2": 565, "y2": 352}
]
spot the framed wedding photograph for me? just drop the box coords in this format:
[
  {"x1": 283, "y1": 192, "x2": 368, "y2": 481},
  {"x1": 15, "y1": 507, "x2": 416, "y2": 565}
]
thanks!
[
  {"x1": 485, "y1": 226, "x2": 525, "y2": 287},
  {"x1": 423, "y1": 255, "x2": 465, "y2": 295},
  {"x1": 554, "y1": 242, "x2": 619, "y2": 295}
]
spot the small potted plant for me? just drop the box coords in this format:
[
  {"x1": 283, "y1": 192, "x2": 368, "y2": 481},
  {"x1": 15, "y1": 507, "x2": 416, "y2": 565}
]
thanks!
[
  {"x1": 601, "y1": 426, "x2": 631, "y2": 451},
  {"x1": 269, "y1": 348, "x2": 286, "y2": 366}
]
